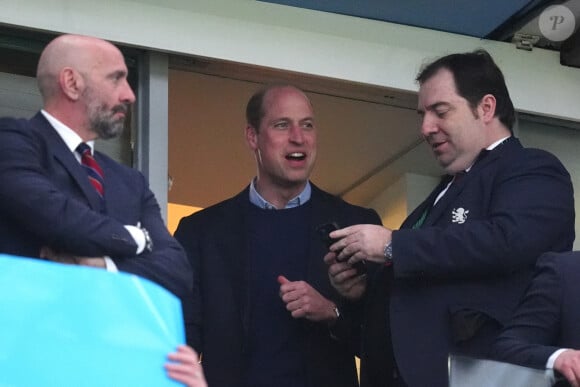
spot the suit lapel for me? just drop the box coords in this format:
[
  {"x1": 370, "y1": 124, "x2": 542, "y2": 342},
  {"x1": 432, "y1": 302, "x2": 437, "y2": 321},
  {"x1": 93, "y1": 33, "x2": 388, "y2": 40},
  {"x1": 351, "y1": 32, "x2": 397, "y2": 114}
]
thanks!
[
  {"x1": 227, "y1": 190, "x2": 254, "y2": 341},
  {"x1": 58, "y1": 147, "x2": 104, "y2": 211},
  {"x1": 32, "y1": 113, "x2": 103, "y2": 211},
  {"x1": 417, "y1": 137, "x2": 519, "y2": 227},
  {"x1": 422, "y1": 174, "x2": 467, "y2": 227}
]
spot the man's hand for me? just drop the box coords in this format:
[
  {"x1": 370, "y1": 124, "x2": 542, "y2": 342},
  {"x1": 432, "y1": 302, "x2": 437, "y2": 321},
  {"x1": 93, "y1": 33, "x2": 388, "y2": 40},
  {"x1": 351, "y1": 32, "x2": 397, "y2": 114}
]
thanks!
[
  {"x1": 165, "y1": 345, "x2": 207, "y2": 387},
  {"x1": 39, "y1": 246, "x2": 106, "y2": 268},
  {"x1": 324, "y1": 251, "x2": 366, "y2": 300},
  {"x1": 278, "y1": 275, "x2": 337, "y2": 322},
  {"x1": 329, "y1": 224, "x2": 392, "y2": 265},
  {"x1": 554, "y1": 349, "x2": 580, "y2": 386},
  {"x1": 39, "y1": 246, "x2": 78, "y2": 264},
  {"x1": 75, "y1": 257, "x2": 106, "y2": 268}
]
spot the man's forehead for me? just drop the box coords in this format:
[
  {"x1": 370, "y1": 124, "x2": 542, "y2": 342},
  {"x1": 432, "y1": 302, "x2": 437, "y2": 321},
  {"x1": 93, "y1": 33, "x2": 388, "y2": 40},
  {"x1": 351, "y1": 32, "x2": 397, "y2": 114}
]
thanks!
[
  {"x1": 419, "y1": 69, "x2": 455, "y2": 91},
  {"x1": 89, "y1": 49, "x2": 128, "y2": 73},
  {"x1": 418, "y1": 70, "x2": 460, "y2": 105}
]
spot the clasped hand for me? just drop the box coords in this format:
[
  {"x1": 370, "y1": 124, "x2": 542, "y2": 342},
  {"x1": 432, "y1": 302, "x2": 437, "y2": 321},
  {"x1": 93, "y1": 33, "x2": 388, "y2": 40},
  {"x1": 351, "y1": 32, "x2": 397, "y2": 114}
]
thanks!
[
  {"x1": 39, "y1": 246, "x2": 106, "y2": 268},
  {"x1": 278, "y1": 275, "x2": 337, "y2": 322}
]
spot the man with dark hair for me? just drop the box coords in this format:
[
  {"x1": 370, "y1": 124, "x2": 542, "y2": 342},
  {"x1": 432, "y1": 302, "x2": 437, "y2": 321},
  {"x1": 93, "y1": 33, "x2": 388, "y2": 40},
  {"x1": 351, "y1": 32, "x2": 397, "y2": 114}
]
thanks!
[
  {"x1": 415, "y1": 49, "x2": 516, "y2": 130},
  {"x1": 325, "y1": 49, "x2": 575, "y2": 386},
  {"x1": 175, "y1": 84, "x2": 382, "y2": 387}
]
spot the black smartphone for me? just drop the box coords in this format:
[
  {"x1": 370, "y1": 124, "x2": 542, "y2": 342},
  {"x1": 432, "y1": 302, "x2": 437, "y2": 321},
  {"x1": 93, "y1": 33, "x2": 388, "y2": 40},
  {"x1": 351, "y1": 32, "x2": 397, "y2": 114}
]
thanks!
[
  {"x1": 316, "y1": 222, "x2": 340, "y2": 250},
  {"x1": 316, "y1": 222, "x2": 366, "y2": 275}
]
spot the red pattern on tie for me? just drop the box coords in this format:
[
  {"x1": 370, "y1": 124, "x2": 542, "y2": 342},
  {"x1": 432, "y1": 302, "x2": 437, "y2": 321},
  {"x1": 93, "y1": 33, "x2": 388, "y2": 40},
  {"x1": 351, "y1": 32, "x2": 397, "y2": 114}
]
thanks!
[{"x1": 77, "y1": 143, "x2": 105, "y2": 198}]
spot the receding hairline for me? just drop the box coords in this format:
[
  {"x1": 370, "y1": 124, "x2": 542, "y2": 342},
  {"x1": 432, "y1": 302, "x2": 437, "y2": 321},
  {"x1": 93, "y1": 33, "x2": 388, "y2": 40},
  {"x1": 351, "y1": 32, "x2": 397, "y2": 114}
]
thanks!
[
  {"x1": 262, "y1": 85, "x2": 313, "y2": 111},
  {"x1": 246, "y1": 84, "x2": 313, "y2": 131}
]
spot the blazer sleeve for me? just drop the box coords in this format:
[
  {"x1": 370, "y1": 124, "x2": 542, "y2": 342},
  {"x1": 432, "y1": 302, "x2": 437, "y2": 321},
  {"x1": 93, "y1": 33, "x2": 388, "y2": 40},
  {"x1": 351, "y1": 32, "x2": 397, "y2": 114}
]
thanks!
[
  {"x1": 113, "y1": 173, "x2": 192, "y2": 296},
  {"x1": 491, "y1": 252, "x2": 564, "y2": 369},
  {"x1": 392, "y1": 149, "x2": 574, "y2": 279},
  {"x1": 0, "y1": 117, "x2": 137, "y2": 257}
]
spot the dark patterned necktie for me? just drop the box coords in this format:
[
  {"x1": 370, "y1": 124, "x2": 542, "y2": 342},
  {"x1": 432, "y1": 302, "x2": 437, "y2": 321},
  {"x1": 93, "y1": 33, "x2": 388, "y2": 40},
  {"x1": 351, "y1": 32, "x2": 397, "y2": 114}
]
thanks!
[{"x1": 76, "y1": 143, "x2": 105, "y2": 199}]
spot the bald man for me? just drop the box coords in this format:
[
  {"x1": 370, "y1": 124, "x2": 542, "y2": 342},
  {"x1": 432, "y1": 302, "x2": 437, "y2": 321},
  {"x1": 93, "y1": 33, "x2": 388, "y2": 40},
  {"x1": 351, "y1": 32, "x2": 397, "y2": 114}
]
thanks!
[{"x1": 0, "y1": 34, "x2": 194, "y2": 342}]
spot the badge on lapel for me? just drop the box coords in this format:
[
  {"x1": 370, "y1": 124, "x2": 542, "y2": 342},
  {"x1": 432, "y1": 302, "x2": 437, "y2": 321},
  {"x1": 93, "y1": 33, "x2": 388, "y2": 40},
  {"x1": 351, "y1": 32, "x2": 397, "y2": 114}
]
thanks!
[{"x1": 451, "y1": 208, "x2": 469, "y2": 224}]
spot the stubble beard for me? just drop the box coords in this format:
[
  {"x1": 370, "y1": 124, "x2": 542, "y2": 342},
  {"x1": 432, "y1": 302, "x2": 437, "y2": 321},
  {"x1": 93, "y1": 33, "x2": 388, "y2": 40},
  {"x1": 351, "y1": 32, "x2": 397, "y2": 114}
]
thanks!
[
  {"x1": 88, "y1": 103, "x2": 128, "y2": 140},
  {"x1": 84, "y1": 86, "x2": 128, "y2": 140}
]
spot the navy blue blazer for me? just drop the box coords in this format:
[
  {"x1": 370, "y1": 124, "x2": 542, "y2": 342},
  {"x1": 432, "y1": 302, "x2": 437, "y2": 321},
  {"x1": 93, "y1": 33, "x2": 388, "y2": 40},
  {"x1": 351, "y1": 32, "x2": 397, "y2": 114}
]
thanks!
[
  {"x1": 363, "y1": 138, "x2": 575, "y2": 387},
  {"x1": 0, "y1": 113, "x2": 193, "y2": 317},
  {"x1": 492, "y1": 251, "x2": 580, "y2": 370},
  {"x1": 174, "y1": 184, "x2": 382, "y2": 387}
]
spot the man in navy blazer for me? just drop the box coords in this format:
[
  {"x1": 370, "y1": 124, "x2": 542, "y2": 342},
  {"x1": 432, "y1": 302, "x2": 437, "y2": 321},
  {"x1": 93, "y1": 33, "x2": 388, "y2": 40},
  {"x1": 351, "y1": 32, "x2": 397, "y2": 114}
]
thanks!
[
  {"x1": 175, "y1": 85, "x2": 382, "y2": 387},
  {"x1": 492, "y1": 251, "x2": 580, "y2": 386},
  {"x1": 0, "y1": 35, "x2": 193, "y2": 336},
  {"x1": 325, "y1": 50, "x2": 575, "y2": 386}
]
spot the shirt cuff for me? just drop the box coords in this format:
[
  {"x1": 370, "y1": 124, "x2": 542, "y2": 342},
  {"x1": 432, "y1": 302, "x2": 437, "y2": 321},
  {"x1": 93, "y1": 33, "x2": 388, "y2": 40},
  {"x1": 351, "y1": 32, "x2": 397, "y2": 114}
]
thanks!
[
  {"x1": 103, "y1": 256, "x2": 118, "y2": 273},
  {"x1": 124, "y1": 225, "x2": 146, "y2": 254},
  {"x1": 547, "y1": 348, "x2": 569, "y2": 369}
]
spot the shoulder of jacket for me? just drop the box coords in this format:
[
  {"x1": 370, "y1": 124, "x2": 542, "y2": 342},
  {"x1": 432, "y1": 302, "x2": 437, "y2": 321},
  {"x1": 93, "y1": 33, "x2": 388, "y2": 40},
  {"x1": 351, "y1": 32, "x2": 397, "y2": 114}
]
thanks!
[{"x1": 180, "y1": 190, "x2": 244, "y2": 221}]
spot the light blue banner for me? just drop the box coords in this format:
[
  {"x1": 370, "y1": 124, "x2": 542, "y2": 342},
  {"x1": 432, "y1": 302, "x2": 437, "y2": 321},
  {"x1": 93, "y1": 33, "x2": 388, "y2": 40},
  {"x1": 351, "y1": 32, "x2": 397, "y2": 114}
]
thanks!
[{"x1": 0, "y1": 254, "x2": 185, "y2": 387}]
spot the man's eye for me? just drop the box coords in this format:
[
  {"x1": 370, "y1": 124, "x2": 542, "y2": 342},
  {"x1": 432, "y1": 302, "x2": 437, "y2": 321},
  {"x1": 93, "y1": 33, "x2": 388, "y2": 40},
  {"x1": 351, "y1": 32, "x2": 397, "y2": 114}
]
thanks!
[
  {"x1": 435, "y1": 110, "x2": 448, "y2": 118},
  {"x1": 274, "y1": 122, "x2": 288, "y2": 129},
  {"x1": 110, "y1": 72, "x2": 126, "y2": 83}
]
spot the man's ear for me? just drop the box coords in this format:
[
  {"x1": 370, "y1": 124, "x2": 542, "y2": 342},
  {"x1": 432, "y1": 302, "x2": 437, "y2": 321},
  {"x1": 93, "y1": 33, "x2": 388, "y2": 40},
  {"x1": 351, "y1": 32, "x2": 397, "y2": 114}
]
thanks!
[
  {"x1": 60, "y1": 67, "x2": 84, "y2": 101},
  {"x1": 478, "y1": 94, "x2": 497, "y2": 124},
  {"x1": 245, "y1": 125, "x2": 258, "y2": 151}
]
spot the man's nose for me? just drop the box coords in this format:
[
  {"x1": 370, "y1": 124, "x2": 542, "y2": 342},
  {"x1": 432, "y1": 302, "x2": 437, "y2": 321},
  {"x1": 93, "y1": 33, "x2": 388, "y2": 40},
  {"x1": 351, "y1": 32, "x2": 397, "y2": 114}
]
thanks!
[
  {"x1": 289, "y1": 125, "x2": 305, "y2": 143},
  {"x1": 420, "y1": 115, "x2": 437, "y2": 137},
  {"x1": 121, "y1": 80, "x2": 136, "y2": 104}
]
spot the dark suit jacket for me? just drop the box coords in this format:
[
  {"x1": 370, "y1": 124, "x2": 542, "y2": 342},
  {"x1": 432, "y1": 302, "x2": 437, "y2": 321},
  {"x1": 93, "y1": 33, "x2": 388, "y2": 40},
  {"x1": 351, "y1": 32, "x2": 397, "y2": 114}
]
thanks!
[
  {"x1": 492, "y1": 251, "x2": 580, "y2": 371},
  {"x1": 362, "y1": 138, "x2": 575, "y2": 387},
  {"x1": 174, "y1": 184, "x2": 382, "y2": 387},
  {"x1": 0, "y1": 113, "x2": 193, "y2": 332}
]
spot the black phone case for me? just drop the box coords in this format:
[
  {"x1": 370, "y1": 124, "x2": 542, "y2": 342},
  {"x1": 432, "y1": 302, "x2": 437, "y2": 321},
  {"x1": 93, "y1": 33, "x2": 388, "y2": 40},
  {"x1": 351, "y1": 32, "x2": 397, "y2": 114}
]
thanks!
[{"x1": 316, "y1": 222, "x2": 366, "y2": 275}]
